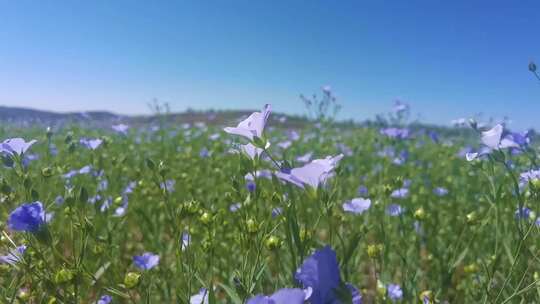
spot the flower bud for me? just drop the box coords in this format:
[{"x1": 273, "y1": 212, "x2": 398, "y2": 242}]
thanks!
[
  {"x1": 531, "y1": 178, "x2": 540, "y2": 191},
  {"x1": 464, "y1": 263, "x2": 478, "y2": 274},
  {"x1": 265, "y1": 236, "x2": 282, "y2": 250},
  {"x1": 54, "y1": 268, "x2": 74, "y2": 284},
  {"x1": 158, "y1": 161, "x2": 169, "y2": 176},
  {"x1": 18, "y1": 289, "x2": 30, "y2": 301},
  {"x1": 246, "y1": 219, "x2": 258, "y2": 234},
  {"x1": 367, "y1": 244, "x2": 383, "y2": 258},
  {"x1": 414, "y1": 208, "x2": 426, "y2": 220},
  {"x1": 124, "y1": 272, "x2": 141, "y2": 289},
  {"x1": 300, "y1": 228, "x2": 312, "y2": 242},
  {"x1": 46, "y1": 126, "x2": 53, "y2": 139},
  {"x1": 181, "y1": 200, "x2": 200, "y2": 216},
  {"x1": 529, "y1": 61, "x2": 537, "y2": 73},
  {"x1": 468, "y1": 118, "x2": 478, "y2": 130},
  {"x1": 376, "y1": 280, "x2": 387, "y2": 298},
  {"x1": 41, "y1": 167, "x2": 54, "y2": 178},
  {"x1": 419, "y1": 290, "x2": 433, "y2": 303},
  {"x1": 466, "y1": 211, "x2": 477, "y2": 224},
  {"x1": 199, "y1": 212, "x2": 212, "y2": 225}
]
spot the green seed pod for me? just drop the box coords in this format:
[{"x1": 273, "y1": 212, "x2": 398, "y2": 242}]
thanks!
[
  {"x1": 414, "y1": 208, "x2": 426, "y2": 220},
  {"x1": 367, "y1": 244, "x2": 383, "y2": 258},
  {"x1": 46, "y1": 126, "x2": 53, "y2": 139},
  {"x1": 464, "y1": 263, "x2": 478, "y2": 274},
  {"x1": 246, "y1": 219, "x2": 258, "y2": 234},
  {"x1": 54, "y1": 268, "x2": 74, "y2": 284},
  {"x1": 300, "y1": 228, "x2": 312, "y2": 242},
  {"x1": 531, "y1": 178, "x2": 540, "y2": 191},
  {"x1": 199, "y1": 212, "x2": 212, "y2": 225},
  {"x1": 64, "y1": 131, "x2": 73, "y2": 144},
  {"x1": 18, "y1": 289, "x2": 31, "y2": 301},
  {"x1": 41, "y1": 167, "x2": 54, "y2": 178},
  {"x1": 158, "y1": 161, "x2": 169, "y2": 176},
  {"x1": 376, "y1": 280, "x2": 387, "y2": 298},
  {"x1": 466, "y1": 211, "x2": 477, "y2": 224},
  {"x1": 265, "y1": 235, "x2": 282, "y2": 250},
  {"x1": 124, "y1": 272, "x2": 141, "y2": 289}
]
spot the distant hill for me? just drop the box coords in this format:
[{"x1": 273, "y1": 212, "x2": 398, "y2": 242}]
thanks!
[
  {"x1": 0, "y1": 106, "x2": 122, "y2": 123},
  {"x1": 0, "y1": 106, "x2": 311, "y2": 129},
  {"x1": 0, "y1": 106, "x2": 483, "y2": 140}
]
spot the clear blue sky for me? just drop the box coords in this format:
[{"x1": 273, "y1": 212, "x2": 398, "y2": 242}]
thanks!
[{"x1": 1, "y1": 1, "x2": 540, "y2": 129}]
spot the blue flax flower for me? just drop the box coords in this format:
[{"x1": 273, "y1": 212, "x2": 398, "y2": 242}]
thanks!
[
  {"x1": 133, "y1": 252, "x2": 160, "y2": 270},
  {"x1": 8, "y1": 202, "x2": 46, "y2": 232}
]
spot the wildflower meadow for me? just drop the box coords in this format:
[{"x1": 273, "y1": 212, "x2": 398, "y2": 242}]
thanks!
[{"x1": 1, "y1": 89, "x2": 540, "y2": 303}]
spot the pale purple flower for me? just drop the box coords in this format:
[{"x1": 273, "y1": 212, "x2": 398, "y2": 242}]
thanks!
[
  {"x1": 79, "y1": 138, "x2": 103, "y2": 150},
  {"x1": 519, "y1": 169, "x2": 540, "y2": 188},
  {"x1": 433, "y1": 187, "x2": 448, "y2": 196},
  {"x1": 465, "y1": 152, "x2": 479, "y2": 161},
  {"x1": 387, "y1": 204, "x2": 404, "y2": 216},
  {"x1": 380, "y1": 128, "x2": 410, "y2": 139},
  {"x1": 112, "y1": 124, "x2": 129, "y2": 135},
  {"x1": 88, "y1": 195, "x2": 102, "y2": 205},
  {"x1": 190, "y1": 288, "x2": 208, "y2": 304},
  {"x1": 55, "y1": 195, "x2": 65, "y2": 205},
  {"x1": 0, "y1": 245, "x2": 26, "y2": 265},
  {"x1": 199, "y1": 147, "x2": 211, "y2": 158},
  {"x1": 160, "y1": 179, "x2": 175, "y2": 193},
  {"x1": 123, "y1": 181, "x2": 136, "y2": 195},
  {"x1": 391, "y1": 188, "x2": 409, "y2": 199},
  {"x1": 247, "y1": 288, "x2": 306, "y2": 304},
  {"x1": 133, "y1": 252, "x2": 160, "y2": 270},
  {"x1": 277, "y1": 140, "x2": 292, "y2": 149},
  {"x1": 245, "y1": 170, "x2": 272, "y2": 181},
  {"x1": 387, "y1": 284, "x2": 403, "y2": 301},
  {"x1": 98, "y1": 179, "x2": 109, "y2": 192},
  {"x1": 181, "y1": 232, "x2": 191, "y2": 251},
  {"x1": 276, "y1": 154, "x2": 344, "y2": 189},
  {"x1": 113, "y1": 197, "x2": 128, "y2": 217},
  {"x1": 336, "y1": 143, "x2": 353, "y2": 156},
  {"x1": 515, "y1": 207, "x2": 532, "y2": 220},
  {"x1": 0, "y1": 138, "x2": 37, "y2": 156},
  {"x1": 322, "y1": 85, "x2": 332, "y2": 94},
  {"x1": 271, "y1": 207, "x2": 283, "y2": 218},
  {"x1": 229, "y1": 203, "x2": 242, "y2": 212},
  {"x1": 224, "y1": 104, "x2": 271, "y2": 141},
  {"x1": 393, "y1": 100, "x2": 409, "y2": 114},
  {"x1": 22, "y1": 153, "x2": 39, "y2": 168},
  {"x1": 100, "y1": 197, "x2": 112, "y2": 212},
  {"x1": 357, "y1": 185, "x2": 368, "y2": 196},
  {"x1": 457, "y1": 146, "x2": 473, "y2": 158},
  {"x1": 481, "y1": 124, "x2": 503, "y2": 149},
  {"x1": 296, "y1": 152, "x2": 313, "y2": 163},
  {"x1": 240, "y1": 143, "x2": 267, "y2": 159},
  {"x1": 78, "y1": 165, "x2": 92, "y2": 175},
  {"x1": 342, "y1": 198, "x2": 371, "y2": 214},
  {"x1": 287, "y1": 130, "x2": 300, "y2": 141},
  {"x1": 97, "y1": 295, "x2": 112, "y2": 304}
]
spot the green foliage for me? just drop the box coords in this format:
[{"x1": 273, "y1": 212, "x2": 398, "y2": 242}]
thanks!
[{"x1": 0, "y1": 120, "x2": 538, "y2": 303}]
